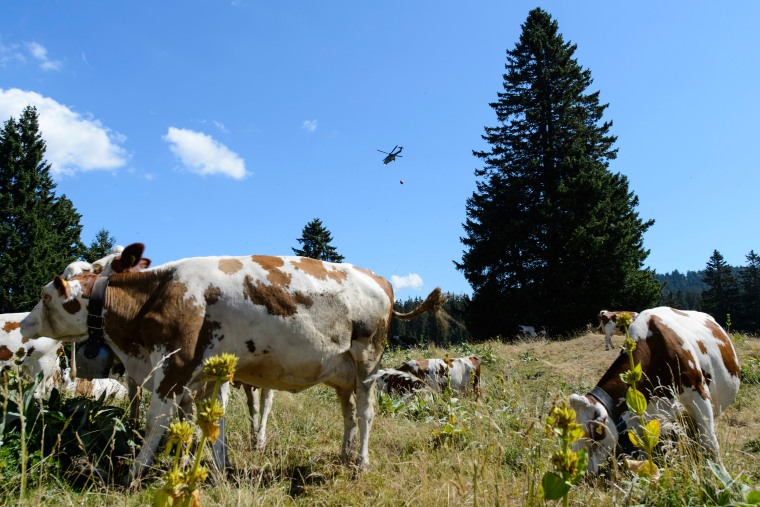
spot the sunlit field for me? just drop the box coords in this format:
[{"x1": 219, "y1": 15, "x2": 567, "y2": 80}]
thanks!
[{"x1": 2, "y1": 331, "x2": 759, "y2": 506}]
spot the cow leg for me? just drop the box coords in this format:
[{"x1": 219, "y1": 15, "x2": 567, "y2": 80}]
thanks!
[
  {"x1": 335, "y1": 386, "x2": 357, "y2": 463},
  {"x1": 243, "y1": 384, "x2": 259, "y2": 448},
  {"x1": 257, "y1": 388, "x2": 274, "y2": 451},
  {"x1": 605, "y1": 334, "x2": 612, "y2": 351},
  {"x1": 681, "y1": 389, "x2": 722, "y2": 464},
  {"x1": 211, "y1": 381, "x2": 231, "y2": 472},
  {"x1": 128, "y1": 395, "x2": 178, "y2": 485},
  {"x1": 355, "y1": 370, "x2": 376, "y2": 468}
]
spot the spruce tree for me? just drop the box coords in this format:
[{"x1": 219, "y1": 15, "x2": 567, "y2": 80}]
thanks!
[
  {"x1": 0, "y1": 106, "x2": 84, "y2": 313},
  {"x1": 701, "y1": 250, "x2": 739, "y2": 327},
  {"x1": 457, "y1": 8, "x2": 660, "y2": 339},
  {"x1": 739, "y1": 250, "x2": 760, "y2": 331},
  {"x1": 82, "y1": 228, "x2": 117, "y2": 262},
  {"x1": 292, "y1": 218, "x2": 345, "y2": 263}
]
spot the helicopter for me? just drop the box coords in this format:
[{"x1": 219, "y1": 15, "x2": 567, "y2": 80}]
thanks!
[{"x1": 377, "y1": 145, "x2": 403, "y2": 165}]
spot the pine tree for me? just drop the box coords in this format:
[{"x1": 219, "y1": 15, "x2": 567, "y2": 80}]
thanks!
[
  {"x1": 0, "y1": 106, "x2": 84, "y2": 313},
  {"x1": 456, "y1": 8, "x2": 660, "y2": 339},
  {"x1": 82, "y1": 228, "x2": 117, "y2": 262},
  {"x1": 701, "y1": 250, "x2": 740, "y2": 327},
  {"x1": 292, "y1": 218, "x2": 345, "y2": 262},
  {"x1": 739, "y1": 250, "x2": 760, "y2": 331}
]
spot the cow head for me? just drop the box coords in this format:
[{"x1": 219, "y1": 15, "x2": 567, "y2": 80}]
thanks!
[
  {"x1": 568, "y1": 394, "x2": 618, "y2": 473},
  {"x1": 93, "y1": 243, "x2": 151, "y2": 276},
  {"x1": 20, "y1": 274, "x2": 96, "y2": 344}
]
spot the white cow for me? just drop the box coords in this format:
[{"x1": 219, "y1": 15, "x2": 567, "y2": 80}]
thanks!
[
  {"x1": 597, "y1": 310, "x2": 639, "y2": 350},
  {"x1": 367, "y1": 367, "x2": 430, "y2": 397},
  {"x1": 0, "y1": 312, "x2": 63, "y2": 397},
  {"x1": 570, "y1": 307, "x2": 740, "y2": 473},
  {"x1": 20, "y1": 249, "x2": 445, "y2": 483},
  {"x1": 395, "y1": 356, "x2": 482, "y2": 399},
  {"x1": 61, "y1": 367, "x2": 129, "y2": 401}
]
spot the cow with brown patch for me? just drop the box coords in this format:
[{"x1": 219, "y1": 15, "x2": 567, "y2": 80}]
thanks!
[
  {"x1": 21, "y1": 250, "x2": 445, "y2": 484},
  {"x1": 0, "y1": 312, "x2": 63, "y2": 397},
  {"x1": 598, "y1": 310, "x2": 639, "y2": 350},
  {"x1": 570, "y1": 307, "x2": 741, "y2": 473},
  {"x1": 397, "y1": 356, "x2": 481, "y2": 399}
]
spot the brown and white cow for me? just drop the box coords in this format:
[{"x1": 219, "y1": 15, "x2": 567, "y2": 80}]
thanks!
[
  {"x1": 597, "y1": 310, "x2": 639, "y2": 350},
  {"x1": 570, "y1": 307, "x2": 741, "y2": 473},
  {"x1": 367, "y1": 367, "x2": 431, "y2": 397},
  {"x1": 1, "y1": 312, "x2": 63, "y2": 397},
  {"x1": 396, "y1": 356, "x2": 481, "y2": 398},
  {"x1": 20, "y1": 250, "x2": 444, "y2": 483}
]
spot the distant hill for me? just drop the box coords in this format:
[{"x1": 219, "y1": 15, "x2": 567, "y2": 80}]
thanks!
[
  {"x1": 655, "y1": 269, "x2": 708, "y2": 294},
  {"x1": 655, "y1": 266, "x2": 742, "y2": 310}
]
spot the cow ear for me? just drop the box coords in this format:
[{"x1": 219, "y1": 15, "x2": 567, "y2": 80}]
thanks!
[
  {"x1": 589, "y1": 419, "x2": 607, "y2": 440},
  {"x1": 111, "y1": 243, "x2": 145, "y2": 273},
  {"x1": 136, "y1": 257, "x2": 151, "y2": 270},
  {"x1": 53, "y1": 276, "x2": 70, "y2": 298}
]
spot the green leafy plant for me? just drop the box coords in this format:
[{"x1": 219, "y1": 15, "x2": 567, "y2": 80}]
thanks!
[
  {"x1": 617, "y1": 312, "x2": 660, "y2": 478},
  {"x1": 541, "y1": 401, "x2": 587, "y2": 506},
  {"x1": 154, "y1": 353, "x2": 238, "y2": 507}
]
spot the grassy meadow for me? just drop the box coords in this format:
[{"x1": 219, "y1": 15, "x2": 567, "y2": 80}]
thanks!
[{"x1": 2, "y1": 331, "x2": 759, "y2": 506}]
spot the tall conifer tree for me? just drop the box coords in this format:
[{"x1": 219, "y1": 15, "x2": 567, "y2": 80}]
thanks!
[
  {"x1": 292, "y1": 218, "x2": 345, "y2": 263},
  {"x1": 457, "y1": 8, "x2": 660, "y2": 338},
  {"x1": 82, "y1": 227, "x2": 117, "y2": 262},
  {"x1": 739, "y1": 250, "x2": 760, "y2": 331},
  {"x1": 701, "y1": 250, "x2": 739, "y2": 328},
  {"x1": 0, "y1": 106, "x2": 84, "y2": 313}
]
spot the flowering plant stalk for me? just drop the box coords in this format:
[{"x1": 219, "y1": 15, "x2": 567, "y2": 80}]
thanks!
[
  {"x1": 154, "y1": 353, "x2": 238, "y2": 507},
  {"x1": 541, "y1": 401, "x2": 587, "y2": 506},
  {"x1": 617, "y1": 313, "x2": 660, "y2": 479}
]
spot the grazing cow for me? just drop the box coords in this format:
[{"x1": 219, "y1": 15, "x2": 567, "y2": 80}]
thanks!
[
  {"x1": 1, "y1": 312, "x2": 63, "y2": 397},
  {"x1": 367, "y1": 367, "x2": 430, "y2": 396},
  {"x1": 517, "y1": 325, "x2": 546, "y2": 339},
  {"x1": 397, "y1": 356, "x2": 481, "y2": 398},
  {"x1": 60, "y1": 367, "x2": 129, "y2": 401},
  {"x1": 20, "y1": 250, "x2": 444, "y2": 483},
  {"x1": 569, "y1": 307, "x2": 741, "y2": 473},
  {"x1": 598, "y1": 310, "x2": 639, "y2": 350},
  {"x1": 61, "y1": 261, "x2": 96, "y2": 280}
]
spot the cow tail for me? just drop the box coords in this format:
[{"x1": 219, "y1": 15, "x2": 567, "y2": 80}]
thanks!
[{"x1": 392, "y1": 287, "x2": 446, "y2": 321}]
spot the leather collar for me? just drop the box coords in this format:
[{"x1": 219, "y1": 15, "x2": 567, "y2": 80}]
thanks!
[
  {"x1": 588, "y1": 385, "x2": 635, "y2": 456},
  {"x1": 84, "y1": 276, "x2": 109, "y2": 356}
]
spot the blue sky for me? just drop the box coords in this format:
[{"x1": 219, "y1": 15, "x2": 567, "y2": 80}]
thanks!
[{"x1": 2, "y1": 2, "x2": 759, "y2": 298}]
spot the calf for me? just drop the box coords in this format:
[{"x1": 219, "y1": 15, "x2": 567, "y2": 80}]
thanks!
[
  {"x1": 1, "y1": 312, "x2": 63, "y2": 397},
  {"x1": 397, "y1": 356, "x2": 481, "y2": 398},
  {"x1": 570, "y1": 307, "x2": 740, "y2": 473},
  {"x1": 21, "y1": 251, "x2": 444, "y2": 483},
  {"x1": 597, "y1": 310, "x2": 639, "y2": 350}
]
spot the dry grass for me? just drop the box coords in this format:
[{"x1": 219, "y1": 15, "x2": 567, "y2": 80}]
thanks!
[{"x1": 3, "y1": 332, "x2": 759, "y2": 506}]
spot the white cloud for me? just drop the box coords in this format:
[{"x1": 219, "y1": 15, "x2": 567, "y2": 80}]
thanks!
[
  {"x1": 163, "y1": 127, "x2": 248, "y2": 180},
  {"x1": 25, "y1": 42, "x2": 62, "y2": 71},
  {"x1": 0, "y1": 41, "x2": 24, "y2": 67},
  {"x1": 302, "y1": 120, "x2": 318, "y2": 132},
  {"x1": 0, "y1": 88, "x2": 129, "y2": 176},
  {"x1": 391, "y1": 273, "x2": 424, "y2": 290}
]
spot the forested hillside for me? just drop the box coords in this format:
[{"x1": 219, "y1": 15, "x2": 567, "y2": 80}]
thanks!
[{"x1": 389, "y1": 293, "x2": 471, "y2": 347}]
